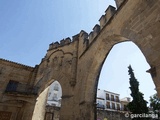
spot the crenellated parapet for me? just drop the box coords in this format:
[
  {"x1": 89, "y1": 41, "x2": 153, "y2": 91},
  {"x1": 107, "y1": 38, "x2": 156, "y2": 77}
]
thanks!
[
  {"x1": 49, "y1": 41, "x2": 59, "y2": 50},
  {"x1": 99, "y1": 5, "x2": 116, "y2": 29},
  {"x1": 78, "y1": 30, "x2": 89, "y2": 56},
  {"x1": 47, "y1": 0, "x2": 126, "y2": 58},
  {"x1": 60, "y1": 37, "x2": 71, "y2": 46},
  {"x1": 114, "y1": 0, "x2": 126, "y2": 9},
  {"x1": 49, "y1": 38, "x2": 72, "y2": 50},
  {"x1": 89, "y1": 24, "x2": 100, "y2": 43}
]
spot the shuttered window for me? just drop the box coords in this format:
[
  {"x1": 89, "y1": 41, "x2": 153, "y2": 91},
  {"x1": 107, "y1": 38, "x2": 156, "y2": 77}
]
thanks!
[{"x1": 5, "y1": 80, "x2": 18, "y2": 92}]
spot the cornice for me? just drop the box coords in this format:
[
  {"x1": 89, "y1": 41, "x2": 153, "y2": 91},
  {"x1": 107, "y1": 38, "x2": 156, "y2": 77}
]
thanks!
[{"x1": 0, "y1": 58, "x2": 34, "y2": 71}]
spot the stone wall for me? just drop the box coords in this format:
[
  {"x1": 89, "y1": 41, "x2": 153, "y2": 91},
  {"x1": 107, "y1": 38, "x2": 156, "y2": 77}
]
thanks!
[
  {"x1": 0, "y1": 58, "x2": 37, "y2": 120},
  {"x1": 97, "y1": 110, "x2": 131, "y2": 120},
  {"x1": 1, "y1": 0, "x2": 160, "y2": 120}
]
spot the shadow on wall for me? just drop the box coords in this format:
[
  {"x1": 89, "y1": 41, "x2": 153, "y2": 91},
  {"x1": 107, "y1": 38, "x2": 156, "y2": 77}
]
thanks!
[{"x1": 32, "y1": 80, "x2": 62, "y2": 120}]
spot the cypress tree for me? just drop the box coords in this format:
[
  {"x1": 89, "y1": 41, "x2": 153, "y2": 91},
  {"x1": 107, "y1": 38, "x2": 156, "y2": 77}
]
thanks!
[{"x1": 127, "y1": 65, "x2": 148, "y2": 119}]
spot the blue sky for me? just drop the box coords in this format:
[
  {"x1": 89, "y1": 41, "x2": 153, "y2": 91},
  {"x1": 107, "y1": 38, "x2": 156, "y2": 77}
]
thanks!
[
  {"x1": 0, "y1": 0, "x2": 156, "y2": 103},
  {"x1": 0, "y1": 0, "x2": 115, "y2": 66}
]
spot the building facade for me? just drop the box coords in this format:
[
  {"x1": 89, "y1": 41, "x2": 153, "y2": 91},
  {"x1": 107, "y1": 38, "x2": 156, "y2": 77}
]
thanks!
[
  {"x1": 120, "y1": 97, "x2": 131, "y2": 111},
  {"x1": 97, "y1": 89, "x2": 122, "y2": 111},
  {"x1": 96, "y1": 89, "x2": 131, "y2": 120}
]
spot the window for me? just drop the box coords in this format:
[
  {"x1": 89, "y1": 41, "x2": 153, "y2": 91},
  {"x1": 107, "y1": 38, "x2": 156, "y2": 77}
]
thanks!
[
  {"x1": 111, "y1": 95, "x2": 114, "y2": 101},
  {"x1": 117, "y1": 104, "x2": 120, "y2": 110},
  {"x1": 106, "y1": 102, "x2": 110, "y2": 109},
  {"x1": 116, "y1": 96, "x2": 119, "y2": 102},
  {"x1": 54, "y1": 84, "x2": 59, "y2": 91},
  {"x1": 5, "y1": 80, "x2": 18, "y2": 92},
  {"x1": 106, "y1": 93, "x2": 110, "y2": 100},
  {"x1": 112, "y1": 103, "x2": 115, "y2": 109}
]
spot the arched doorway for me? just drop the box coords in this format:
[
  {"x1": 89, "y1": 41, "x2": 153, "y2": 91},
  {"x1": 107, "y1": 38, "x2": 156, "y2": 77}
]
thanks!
[
  {"x1": 32, "y1": 80, "x2": 62, "y2": 120},
  {"x1": 45, "y1": 81, "x2": 62, "y2": 120}
]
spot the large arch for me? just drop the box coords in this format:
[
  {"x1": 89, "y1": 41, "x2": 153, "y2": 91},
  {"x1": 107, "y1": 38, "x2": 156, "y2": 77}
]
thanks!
[{"x1": 77, "y1": 1, "x2": 160, "y2": 119}]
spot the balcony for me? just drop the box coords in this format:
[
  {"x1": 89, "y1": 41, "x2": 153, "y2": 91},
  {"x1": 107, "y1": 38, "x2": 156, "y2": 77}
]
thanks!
[
  {"x1": 5, "y1": 81, "x2": 38, "y2": 95},
  {"x1": 97, "y1": 103, "x2": 105, "y2": 109}
]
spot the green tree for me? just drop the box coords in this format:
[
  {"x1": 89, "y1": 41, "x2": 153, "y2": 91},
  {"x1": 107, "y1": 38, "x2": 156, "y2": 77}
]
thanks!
[
  {"x1": 127, "y1": 65, "x2": 148, "y2": 119},
  {"x1": 150, "y1": 93, "x2": 160, "y2": 119}
]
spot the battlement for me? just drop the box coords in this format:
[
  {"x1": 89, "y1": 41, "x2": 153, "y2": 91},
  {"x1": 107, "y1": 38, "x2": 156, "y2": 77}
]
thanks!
[
  {"x1": 99, "y1": 5, "x2": 116, "y2": 29},
  {"x1": 49, "y1": 37, "x2": 72, "y2": 50},
  {"x1": 47, "y1": 0, "x2": 126, "y2": 56},
  {"x1": 115, "y1": 0, "x2": 126, "y2": 8}
]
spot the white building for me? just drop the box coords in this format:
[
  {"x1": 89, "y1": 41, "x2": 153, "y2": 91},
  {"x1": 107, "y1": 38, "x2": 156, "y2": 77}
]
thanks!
[
  {"x1": 46, "y1": 81, "x2": 62, "y2": 107},
  {"x1": 97, "y1": 89, "x2": 130, "y2": 111},
  {"x1": 45, "y1": 81, "x2": 62, "y2": 120},
  {"x1": 120, "y1": 97, "x2": 131, "y2": 111}
]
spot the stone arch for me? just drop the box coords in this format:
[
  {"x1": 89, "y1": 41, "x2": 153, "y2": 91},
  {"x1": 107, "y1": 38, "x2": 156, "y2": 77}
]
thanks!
[
  {"x1": 32, "y1": 79, "x2": 64, "y2": 120},
  {"x1": 82, "y1": 28, "x2": 160, "y2": 119},
  {"x1": 33, "y1": 45, "x2": 77, "y2": 119},
  {"x1": 47, "y1": 80, "x2": 62, "y2": 106},
  {"x1": 45, "y1": 81, "x2": 62, "y2": 120},
  {"x1": 82, "y1": 0, "x2": 160, "y2": 108},
  {"x1": 33, "y1": 74, "x2": 74, "y2": 120}
]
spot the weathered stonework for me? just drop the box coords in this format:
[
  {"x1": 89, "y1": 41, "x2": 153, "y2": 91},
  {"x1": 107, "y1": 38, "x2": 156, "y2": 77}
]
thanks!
[
  {"x1": 97, "y1": 110, "x2": 131, "y2": 120},
  {"x1": 0, "y1": 58, "x2": 37, "y2": 120},
  {"x1": 1, "y1": 0, "x2": 160, "y2": 120}
]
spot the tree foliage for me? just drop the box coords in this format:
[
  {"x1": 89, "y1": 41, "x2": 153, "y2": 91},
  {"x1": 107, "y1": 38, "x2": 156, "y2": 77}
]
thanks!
[
  {"x1": 150, "y1": 93, "x2": 160, "y2": 118},
  {"x1": 127, "y1": 65, "x2": 149, "y2": 119}
]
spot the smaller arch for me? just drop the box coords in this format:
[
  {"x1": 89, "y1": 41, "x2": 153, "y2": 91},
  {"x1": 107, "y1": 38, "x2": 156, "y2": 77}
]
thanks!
[
  {"x1": 32, "y1": 80, "x2": 63, "y2": 120},
  {"x1": 46, "y1": 81, "x2": 62, "y2": 107},
  {"x1": 45, "y1": 81, "x2": 62, "y2": 120}
]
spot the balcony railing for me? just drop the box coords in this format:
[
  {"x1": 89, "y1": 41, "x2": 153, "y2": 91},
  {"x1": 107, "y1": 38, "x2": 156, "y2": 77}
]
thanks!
[
  {"x1": 97, "y1": 104, "x2": 105, "y2": 109},
  {"x1": 5, "y1": 81, "x2": 38, "y2": 95}
]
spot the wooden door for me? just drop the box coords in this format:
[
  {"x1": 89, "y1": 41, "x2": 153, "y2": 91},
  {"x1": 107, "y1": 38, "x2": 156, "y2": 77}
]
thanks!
[{"x1": 0, "y1": 111, "x2": 12, "y2": 120}]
